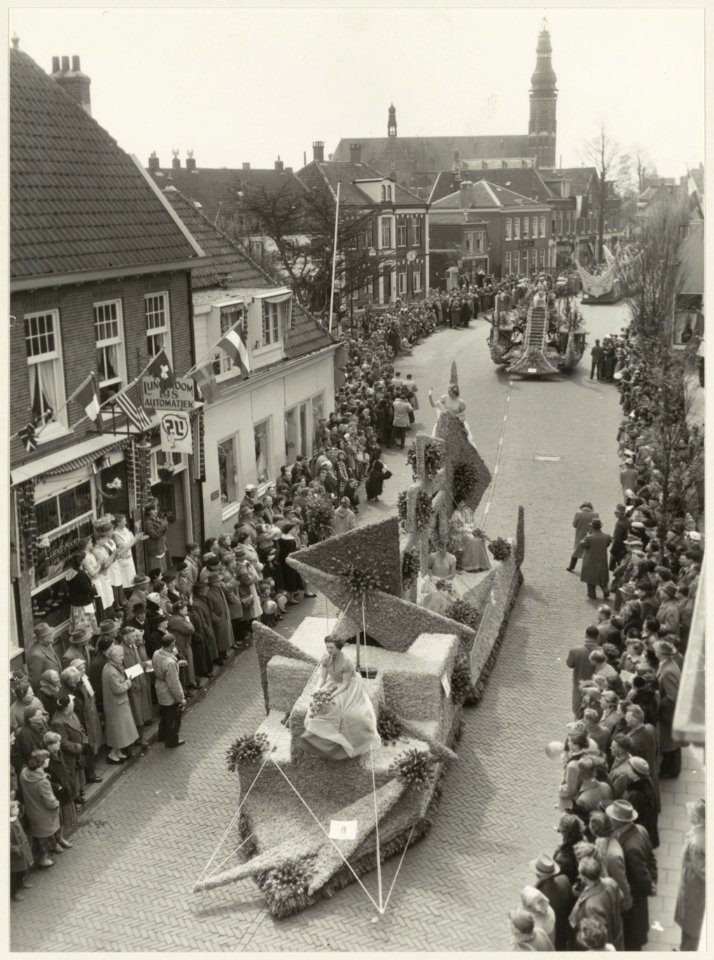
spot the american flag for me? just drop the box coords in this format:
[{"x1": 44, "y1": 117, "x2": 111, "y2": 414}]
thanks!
[{"x1": 111, "y1": 385, "x2": 153, "y2": 432}]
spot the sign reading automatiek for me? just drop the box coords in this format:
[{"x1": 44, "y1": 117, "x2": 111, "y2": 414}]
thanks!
[{"x1": 142, "y1": 376, "x2": 195, "y2": 411}]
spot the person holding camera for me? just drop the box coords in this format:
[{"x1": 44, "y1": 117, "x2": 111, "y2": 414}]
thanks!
[{"x1": 152, "y1": 632, "x2": 187, "y2": 748}]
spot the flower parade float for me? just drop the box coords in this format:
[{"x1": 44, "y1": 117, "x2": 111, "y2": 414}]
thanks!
[{"x1": 193, "y1": 370, "x2": 525, "y2": 918}]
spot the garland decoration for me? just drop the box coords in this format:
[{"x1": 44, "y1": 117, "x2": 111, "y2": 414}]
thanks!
[
  {"x1": 414, "y1": 491, "x2": 433, "y2": 531},
  {"x1": 397, "y1": 491, "x2": 408, "y2": 532},
  {"x1": 389, "y1": 748, "x2": 436, "y2": 791},
  {"x1": 339, "y1": 563, "x2": 387, "y2": 601},
  {"x1": 377, "y1": 705, "x2": 403, "y2": 744},
  {"x1": 406, "y1": 441, "x2": 443, "y2": 481},
  {"x1": 487, "y1": 537, "x2": 512, "y2": 562},
  {"x1": 453, "y1": 461, "x2": 479, "y2": 502},
  {"x1": 450, "y1": 651, "x2": 475, "y2": 705},
  {"x1": 304, "y1": 493, "x2": 334, "y2": 543},
  {"x1": 226, "y1": 733, "x2": 269, "y2": 770},
  {"x1": 16, "y1": 480, "x2": 38, "y2": 571},
  {"x1": 400, "y1": 549, "x2": 418, "y2": 589},
  {"x1": 445, "y1": 599, "x2": 481, "y2": 630}
]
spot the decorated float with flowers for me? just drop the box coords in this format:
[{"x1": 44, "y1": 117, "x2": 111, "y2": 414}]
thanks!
[{"x1": 193, "y1": 370, "x2": 525, "y2": 918}]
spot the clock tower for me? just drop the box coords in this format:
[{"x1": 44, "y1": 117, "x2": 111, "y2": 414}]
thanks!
[{"x1": 528, "y1": 20, "x2": 557, "y2": 169}]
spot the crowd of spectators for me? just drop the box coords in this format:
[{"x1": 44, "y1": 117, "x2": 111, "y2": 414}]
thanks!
[{"x1": 507, "y1": 326, "x2": 705, "y2": 951}]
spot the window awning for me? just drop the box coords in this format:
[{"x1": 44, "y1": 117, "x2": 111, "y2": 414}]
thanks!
[
  {"x1": 259, "y1": 290, "x2": 292, "y2": 304},
  {"x1": 11, "y1": 433, "x2": 131, "y2": 486}
]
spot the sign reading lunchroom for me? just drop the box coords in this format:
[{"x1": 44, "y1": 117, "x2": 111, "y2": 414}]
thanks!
[{"x1": 141, "y1": 376, "x2": 196, "y2": 411}]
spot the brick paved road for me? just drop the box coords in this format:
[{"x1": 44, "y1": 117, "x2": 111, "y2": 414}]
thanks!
[{"x1": 11, "y1": 305, "x2": 694, "y2": 951}]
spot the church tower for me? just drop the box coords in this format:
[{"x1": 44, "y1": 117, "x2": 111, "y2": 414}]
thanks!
[
  {"x1": 528, "y1": 20, "x2": 557, "y2": 169},
  {"x1": 388, "y1": 103, "x2": 397, "y2": 137}
]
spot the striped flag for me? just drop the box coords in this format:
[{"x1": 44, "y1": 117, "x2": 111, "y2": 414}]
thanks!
[
  {"x1": 18, "y1": 422, "x2": 38, "y2": 452},
  {"x1": 74, "y1": 375, "x2": 101, "y2": 423},
  {"x1": 111, "y1": 384, "x2": 153, "y2": 432},
  {"x1": 189, "y1": 364, "x2": 219, "y2": 404},
  {"x1": 217, "y1": 326, "x2": 251, "y2": 376}
]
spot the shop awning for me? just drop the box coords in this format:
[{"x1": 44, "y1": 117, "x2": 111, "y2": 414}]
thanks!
[
  {"x1": 261, "y1": 291, "x2": 292, "y2": 304},
  {"x1": 11, "y1": 433, "x2": 131, "y2": 487},
  {"x1": 673, "y1": 553, "x2": 705, "y2": 745}
]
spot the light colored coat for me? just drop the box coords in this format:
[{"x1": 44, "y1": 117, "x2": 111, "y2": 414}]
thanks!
[
  {"x1": 101, "y1": 662, "x2": 138, "y2": 750},
  {"x1": 19, "y1": 767, "x2": 60, "y2": 838},
  {"x1": 152, "y1": 647, "x2": 184, "y2": 706},
  {"x1": 572, "y1": 508, "x2": 599, "y2": 557}
]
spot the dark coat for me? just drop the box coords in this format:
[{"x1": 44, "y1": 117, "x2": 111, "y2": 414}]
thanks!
[
  {"x1": 12, "y1": 722, "x2": 49, "y2": 775},
  {"x1": 50, "y1": 709, "x2": 86, "y2": 796},
  {"x1": 566, "y1": 640, "x2": 601, "y2": 715},
  {"x1": 569, "y1": 878, "x2": 624, "y2": 951},
  {"x1": 278, "y1": 536, "x2": 304, "y2": 592},
  {"x1": 536, "y1": 874, "x2": 574, "y2": 951},
  {"x1": 47, "y1": 751, "x2": 77, "y2": 804},
  {"x1": 66, "y1": 569, "x2": 96, "y2": 607},
  {"x1": 624, "y1": 777, "x2": 660, "y2": 848},
  {"x1": 204, "y1": 583, "x2": 233, "y2": 654},
  {"x1": 191, "y1": 596, "x2": 219, "y2": 661},
  {"x1": 10, "y1": 818, "x2": 33, "y2": 873},
  {"x1": 657, "y1": 658, "x2": 681, "y2": 753},
  {"x1": 580, "y1": 529, "x2": 611, "y2": 587},
  {"x1": 627, "y1": 723, "x2": 660, "y2": 810},
  {"x1": 88, "y1": 652, "x2": 109, "y2": 713},
  {"x1": 27, "y1": 642, "x2": 63, "y2": 689},
  {"x1": 365, "y1": 460, "x2": 392, "y2": 500},
  {"x1": 616, "y1": 821, "x2": 657, "y2": 950},
  {"x1": 553, "y1": 841, "x2": 580, "y2": 886},
  {"x1": 609, "y1": 516, "x2": 630, "y2": 562}
]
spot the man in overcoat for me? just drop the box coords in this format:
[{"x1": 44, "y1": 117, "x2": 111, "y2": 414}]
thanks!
[
  {"x1": 27, "y1": 624, "x2": 63, "y2": 689},
  {"x1": 567, "y1": 502, "x2": 599, "y2": 572},
  {"x1": 566, "y1": 626, "x2": 601, "y2": 716},
  {"x1": 607, "y1": 799, "x2": 657, "y2": 950},
  {"x1": 531, "y1": 855, "x2": 574, "y2": 951},
  {"x1": 580, "y1": 518, "x2": 612, "y2": 600},
  {"x1": 654, "y1": 639, "x2": 682, "y2": 779},
  {"x1": 569, "y1": 856, "x2": 624, "y2": 950}
]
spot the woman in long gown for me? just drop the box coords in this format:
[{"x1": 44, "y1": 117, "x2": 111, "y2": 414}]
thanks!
[
  {"x1": 428, "y1": 384, "x2": 476, "y2": 446},
  {"x1": 450, "y1": 501, "x2": 491, "y2": 572},
  {"x1": 301, "y1": 637, "x2": 381, "y2": 761}
]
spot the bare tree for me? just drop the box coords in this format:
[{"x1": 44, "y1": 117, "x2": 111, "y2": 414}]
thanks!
[
  {"x1": 582, "y1": 124, "x2": 622, "y2": 262},
  {"x1": 632, "y1": 144, "x2": 657, "y2": 193},
  {"x1": 625, "y1": 195, "x2": 688, "y2": 338}
]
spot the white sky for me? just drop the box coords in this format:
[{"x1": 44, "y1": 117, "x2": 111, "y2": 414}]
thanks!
[{"x1": 9, "y1": 6, "x2": 705, "y2": 179}]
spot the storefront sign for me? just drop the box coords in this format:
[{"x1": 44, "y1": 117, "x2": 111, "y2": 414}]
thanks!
[
  {"x1": 142, "y1": 376, "x2": 196, "y2": 411},
  {"x1": 33, "y1": 514, "x2": 94, "y2": 589},
  {"x1": 159, "y1": 410, "x2": 193, "y2": 455}
]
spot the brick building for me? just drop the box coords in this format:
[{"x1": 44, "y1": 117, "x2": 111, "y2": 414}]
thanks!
[{"x1": 9, "y1": 48, "x2": 207, "y2": 660}]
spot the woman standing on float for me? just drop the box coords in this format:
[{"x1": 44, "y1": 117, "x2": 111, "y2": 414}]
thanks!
[
  {"x1": 428, "y1": 382, "x2": 476, "y2": 446},
  {"x1": 301, "y1": 637, "x2": 381, "y2": 761}
]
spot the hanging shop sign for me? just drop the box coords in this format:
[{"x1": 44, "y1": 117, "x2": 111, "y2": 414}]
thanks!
[
  {"x1": 158, "y1": 410, "x2": 193, "y2": 455},
  {"x1": 142, "y1": 376, "x2": 196, "y2": 411}
]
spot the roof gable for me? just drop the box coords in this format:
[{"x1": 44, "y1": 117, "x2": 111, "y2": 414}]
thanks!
[
  {"x1": 432, "y1": 179, "x2": 548, "y2": 210},
  {"x1": 297, "y1": 160, "x2": 425, "y2": 208},
  {"x1": 429, "y1": 165, "x2": 554, "y2": 204},
  {"x1": 11, "y1": 49, "x2": 200, "y2": 282}
]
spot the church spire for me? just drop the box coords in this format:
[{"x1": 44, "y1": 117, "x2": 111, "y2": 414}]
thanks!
[
  {"x1": 528, "y1": 21, "x2": 557, "y2": 169},
  {"x1": 388, "y1": 103, "x2": 397, "y2": 138}
]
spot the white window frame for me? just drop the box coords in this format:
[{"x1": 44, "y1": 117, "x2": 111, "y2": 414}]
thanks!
[
  {"x1": 398, "y1": 272, "x2": 407, "y2": 295},
  {"x1": 522, "y1": 217, "x2": 529, "y2": 239},
  {"x1": 412, "y1": 270, "x2": 422, "y2": 293},
  {"x1": 513, "y1": 250, "x2": 520, "y2": 274},
  {"x1": 504, "y1": 250, "x2": 511, "y2": 275},
  {"x1": 381, "y1": 218, "x2": 392, "y2": 249},
  {"x1": 465, "y1": 232, "x2": 475, "y2": 255},
  {"x1": 254, "y1": 418, "x2": 271, "y2": 484},
  {"x1": 513, "y1": 217, "x2": 521, "y2": 240},
  {"x1": 539, "y1": 246, "x2": 546, "y2": 268},
  {"x1": 217, "y1": 433, "x2": 241, "y2": 518},
  {"x1": 144, "y1": 291, "x2": 172, "y2": 365},
  {"x1": 215, "y1": 302, "x2": 248, "y2": 381},
  {"x1": 261, "y1": 301, "x2": 282, "y2": 346},
  {"x1": 505, "y1": 217, "x2": 512, "y2": 240},
  {"x1": 93, "y1": 299, "x2": 127, "y2": 403},
  {"x1": 397, "y1": 223, "x2": 407, "y2": 247},
  {"x1": 474, "y1": 230, "x2": 485, "y2": 255},
  {"x1": 24, "y1": 309, "x2": 68, "y2": 438},
  {"x1": 412, "y1": 218, "x2": 422, "y2": 246},
  {"x1": 539, "y1": 215, "x2": 546, "y2": 238},
  {"x1": 532, "y1": 217, "x2": 538, "y2": 239}
]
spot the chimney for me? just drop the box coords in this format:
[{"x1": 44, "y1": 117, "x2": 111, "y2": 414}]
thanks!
[
  {"x1": 172, "y1": 150, "x2": 181, "y2": 170},
  {"x1": 186, "y1": 150, "x2": 196, "y2": 172},
  {"x1": 459, "y1": 181, "x2": 473, "y2": 210},
  {"x1": 275, "y1": 156, "x2": 284, "y2": 171},
  {"x1": 148, "y1": 152, "x2": 160, "y2": 172},
  {"x1": 350, "y1": 143, "x2": 362, "y2": 164},
  {"x1": 242, "y1": 162, "x2": 250, "y2": 171},
  {"x1": 312, "y1": 141, "x2": 325, "y2": 162},
  {"x1": 51, "y1": 54, "x2": 91, "y2": 115}
]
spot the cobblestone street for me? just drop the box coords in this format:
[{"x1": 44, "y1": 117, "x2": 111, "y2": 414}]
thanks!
[{"x1": 11, "y1": 307, "x2": 699, "y2": 952}]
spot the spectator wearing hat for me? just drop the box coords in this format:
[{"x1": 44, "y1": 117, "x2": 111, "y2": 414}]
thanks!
[
  {"x1": 580, "y1": 519, "x2": 611, "y2": 601},
  {"x1": 588, "y1": 811, "x2": 632, "y2": 912},
  {"x1": 656, "y1": 582, "x2": 680, "y2": 635},
  {"x1": 10, "y1": 679, "x2": 44, "y2": 733},
  {"x1": 143, "y1": 503, "x2": 169, "y2": 573},
  {"x1": 168, "y1": 601, "x2": 200, "y2": 685},
  {"x1": 606, "y1": 799, "x2": 657, "y2": 950},
  {"x1": 205, "y1": 572, "x2": 233, "y2": 663},
  {"x1": 674, "y1": 798, "x2": 705, "y2": 951},
  {"x1": 652, "y1": 639, "x2": 681, "y2": 779},
  {"x1": 36, "y1": 670, "x2": 62, "y2": 720},
  {"x1": 190, "y1": 581, "x2": 219, "y2": 670},
  {"x1": 50, "y1": 692, "x2": 88, "y2": 802},
  {"x1": 508, "y1": 907, "x2": 553, "y2": 951},
  {"x1": 27, "y1": 624, "x2": 62, "y2": 689},
  {"x1": 531, "y1": 854, "x2": 573, "y2": 951},
  {"x1": 239, "y1": 483, "x2": 257, "y2": 513},
  {"x1": 569, "y1": 856, "x2": 624, "y2": 951},
  {"x1": 566, "y1": 626, "x2": 601, "y2": 716},
  {"x1": 623, "y1": 704, "x2": 659, "y2": 801},
  {"x1": 619, "y1": 459, "x2": 638, "y2": 498},
  {"x1": 19, "y1": 749, "x2": 61, "y2": 869},
  {"x1": 567, "y1": 503, "x2": 599, "y2": 572},
  {"x1": 43, "y1": 729, "x2": 78, "y2": 841},
  {"x1": 102, "y1": 645, "x2": 140, "y2": 763},
  {"x1": 609, "y1": 505, "x2": 630, "y2": 572},
  {"x1": 146, "y1": 612, "x2": 170, "y2": 659},
  {"x1": 59, "y1": 664, "x2": 103, "y2": 782},
  {"x1": 199, "y1": 552, "x2": 221, "y2": 584},
  {"x1": 622, "y1": 757, "x2": 659, "y2": 848},
  {"x1": 127, "y1": 574, "x2": 151, "y2": 616},
  {"x1": 12, "y1": 704, "x2": 50, "y2": 776},
  {"x1": 152, "y1": 632, "x2": 186, "y2": 748},
  {"x1": 119, "y1": 626, "x2": 154, "y2": 728}
]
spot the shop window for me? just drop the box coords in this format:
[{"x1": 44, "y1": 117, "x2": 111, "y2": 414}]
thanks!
[
  {"x1": 24, "y1": 310, "x2": 67, "y2": 432},
  {"x1": 522, "y1": 217, "x2": 529, "y2": 239},
  {"x1": 145, "y1": 292, "x2": 172, "y2": 364},
  {"x1": 30, "y1": 579, "x2": 71, "y2": 631},
  {"x1": 254, "y1": 419, "x2": 271, "y2": 483},
  {"x1": 505, "y1": 251, "x2": 511, "y2": 274}
]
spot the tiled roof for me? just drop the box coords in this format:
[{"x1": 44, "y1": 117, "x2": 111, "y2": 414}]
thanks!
[
  {"x1": 148, "y1": 165, "x2": 308, "y2": 224},
  {"x1": 432, "y1": 180, "x2": 548, "y2": 211},
  {"x1": 332, "y1": 135, "x2": 533, "y2": 175},
  {"x1": 297, "y1": 160, "x2": 426, "y2": 208},
  {"x1": 678, "y1": 224, "x2": 703, "y2": 296},
  {"x1": 552, "y1": 166, "x2": 597, "y2": 197},
  {"x1": 429, "y1": 165, "x2": 554, "y2": 204},
  {"x1": 10, "y1": 49, "x2": 200, "y2": 281},
  {"x1": 159, "y1": 188, "x2": 335, "y2": 361}
]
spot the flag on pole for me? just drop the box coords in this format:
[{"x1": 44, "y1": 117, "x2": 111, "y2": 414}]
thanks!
[
  {"x1": 217, "y1": 326, "x2": 251, "y2": 376},
  {"x1": 145, "y1": 348, "x2": 176, "y2": 391},
  {"x1": 112, "y1": 384, "x2": 153, "y2": 432},
  {"x1": 75, "y1": 375, "x2": 101, "y2": 422},
  {"x1": 189, "y1": 364, "x2": 219, "y2": 404},
  {"x1": 18, "y1": 422, "x2": 38, "y2": 452}
]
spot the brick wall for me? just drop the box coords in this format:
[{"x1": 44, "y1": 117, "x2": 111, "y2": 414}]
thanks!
[{"x1": 11, "y1": 269, "x2": 193, "y2": 467}]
